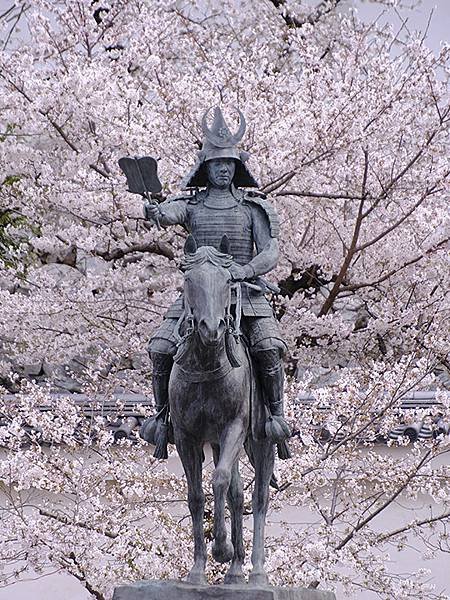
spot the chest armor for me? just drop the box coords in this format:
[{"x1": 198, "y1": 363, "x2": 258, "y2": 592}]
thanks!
[{"x1": 188, "y1": 202, "x2": 254, "y2": 265}]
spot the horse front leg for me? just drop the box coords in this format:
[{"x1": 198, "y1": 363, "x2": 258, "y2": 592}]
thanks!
[
  {"x1": 249, "y1": 438, "x2": 274, "y2": 585},
  {"x1": 212, "y1": 445, "x2": 245, "y2": 583},
  {"x1": 211, "y1": 421, "x2": 245, "y2": 565},
  {"x1": 176, "y1": 436, "x2": 207, "y2": 584}
]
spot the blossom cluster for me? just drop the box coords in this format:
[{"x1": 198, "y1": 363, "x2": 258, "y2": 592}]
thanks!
[{"x1": 0, "y1": 1, "x2": 449, "y2": 598}]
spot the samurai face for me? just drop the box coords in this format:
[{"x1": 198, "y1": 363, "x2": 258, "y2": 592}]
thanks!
[{"x1": 206, "y1": 158, "x2": 236, "y2": 189}]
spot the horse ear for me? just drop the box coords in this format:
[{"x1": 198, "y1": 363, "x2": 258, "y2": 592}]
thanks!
[
  {"x1": 219, "y1": 234, "x2": 231, "y2": 255},
  {"x1": 184, "y1": 235, "x2": 197, "y2": 255}
]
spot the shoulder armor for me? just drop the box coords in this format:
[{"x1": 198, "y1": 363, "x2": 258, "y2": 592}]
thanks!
[
  {"x1": 244, "y1": 192, "x2": 280, "y2": 238},
  {"x1": 167, "y1": 193, "x2": 190, "y2": 203},
  {"x1": 184, "y1": 189, "x2": 207, "y2": 205},
  {"x1": 167, "y1": 190, "x2": 205, "y2": 205}
]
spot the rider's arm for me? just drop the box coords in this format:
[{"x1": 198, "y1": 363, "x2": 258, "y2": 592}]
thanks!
[
  {"x1": 144, "y1": 198, "x2": 189, "y2": 227},
  {"x1": 243, "y1": 205, "x2": 279, "y2": 278}
]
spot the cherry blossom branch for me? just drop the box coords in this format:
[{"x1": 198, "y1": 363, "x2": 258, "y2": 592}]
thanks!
[
  {"x1": 377, "y1": 508, "x2": 450, "y2": 545},
  {"x1": 261, "y1": 170, "x2": 296, "y2": 194},
  {"x1": 318, "y1": 149, "x2": 369, "y2": 316},
  {"x1": 64, "y1": 553, "x2": 105, "y2": 600},
  {"x1": 334, "y1": 447, "x2": 433, "y2": 552},
  {"x1": 1, "y1": 3, "x2": 28, "y2": 50},
  {"x1": 268, "y1": 0, "x2": 343, "y2": 28},
  {"x1": 357, "y1": 182, "x2": 447, "y2": 253},
  {"x1": 0, "y1": 70, "x2": 110, "y2": 179},
  {"x1": 275, "y1": 189, "x2": 364, "y2": 201},
  {"x1": 363, "y1": 112, "x2": 450, "y2": 218},
  {"x1": 321, "y1": 353, "x2": 433, "y2": 460},
  {"x1": 341, "y1": 237, "x2": 449, "y2": 292}
]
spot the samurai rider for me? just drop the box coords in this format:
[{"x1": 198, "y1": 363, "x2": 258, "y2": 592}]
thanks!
[{"x1": 144, "y1": 107, "x2": 290, "y2": 454}]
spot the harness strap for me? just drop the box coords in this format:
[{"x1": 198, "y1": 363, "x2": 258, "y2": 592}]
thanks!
[
  {"x1": 234, "y1": 283, "x2": 242, "y2": 337},
  {"x1": 177, "y1": 362, "x2": 234, "y2": 383}
]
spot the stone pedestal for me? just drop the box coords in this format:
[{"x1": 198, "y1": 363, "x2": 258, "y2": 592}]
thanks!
[{"x1": 112, "y1": 580, "x2": 336, "y2": 600}]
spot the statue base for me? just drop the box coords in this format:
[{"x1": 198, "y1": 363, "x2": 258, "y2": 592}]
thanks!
[{"x1": 112, "y1": 580, "x2": 336, "y2": 600}]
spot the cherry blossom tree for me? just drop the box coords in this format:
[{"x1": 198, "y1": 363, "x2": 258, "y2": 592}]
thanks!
[{"x1": 0, "y1": 1, "x2": 449, "y2": 599}]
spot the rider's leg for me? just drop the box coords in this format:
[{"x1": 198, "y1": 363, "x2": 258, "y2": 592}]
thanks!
[
  {"x1": 141, "y1": 321, "x2": 178, "y2": 457},
  {"x1": 150, "y1": 351, "x2": 173, "y2": 415},
  {"x1": 147, "y1": 318, "x2": 178, "y2": 416},
  {"x1": 244, "y1": 317, "x2": 290, "y2": 444},
  {"x1": 252, "y1": 341, "x2": 285, "y2": 418}
]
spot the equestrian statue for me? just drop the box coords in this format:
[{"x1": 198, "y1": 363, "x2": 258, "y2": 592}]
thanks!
[{"x1": 119, "y1": 107, "x2": 291, "y2": 585}]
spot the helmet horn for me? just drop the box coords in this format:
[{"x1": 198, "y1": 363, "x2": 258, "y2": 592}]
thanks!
[{"x1": 201, "y1": 106, "x2": 246, "y2": 149}]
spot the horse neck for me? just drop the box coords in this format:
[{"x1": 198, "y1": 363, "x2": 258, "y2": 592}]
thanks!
[{"x1": 179, "y1": 333, "x2": 227, "y2": 372}]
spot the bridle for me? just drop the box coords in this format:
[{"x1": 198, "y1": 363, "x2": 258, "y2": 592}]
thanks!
[{"x1": 172, "y1": 278, "x2": 262, "y2": 371}]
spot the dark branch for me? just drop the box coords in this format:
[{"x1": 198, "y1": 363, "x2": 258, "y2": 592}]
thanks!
[
  {"x1": 275, "y1": 189, "x2": 364, "y2": 201},
  {"x1": 268, "y1": 0, "x2": 343, "y2": 28},
  {"x1": 95, "y1": 242, "x2": 174, "y2": 262}
]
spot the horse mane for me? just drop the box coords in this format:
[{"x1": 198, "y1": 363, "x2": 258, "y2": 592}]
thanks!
[{"x1": 181, "y1": 246, "x2": 233, "y2": 271}]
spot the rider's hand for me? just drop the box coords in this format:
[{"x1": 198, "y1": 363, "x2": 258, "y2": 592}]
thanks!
[
  {"x1": 143, "y1": 201, "x2": 161, "y2": 223},
  {"x1": 229, "y1": 263, "x2": 253, "y2": 282}
]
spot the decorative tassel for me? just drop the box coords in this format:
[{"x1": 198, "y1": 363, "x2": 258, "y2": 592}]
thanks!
[
  {"x1": 139, "y1": 416, "x2": 158, "y2": 445},
  {"x1": 265, "y1": 414, "x2": 291, "y2": 444},
  {"x1": 140, "y1": 407, "x2": 172, "y2": 459},
  {"x1": 153, "y1": 421, "x2": 169, "y2": 459},
  {"x1": 277, "y1": 440, "x2": 292, "y2": 460}
]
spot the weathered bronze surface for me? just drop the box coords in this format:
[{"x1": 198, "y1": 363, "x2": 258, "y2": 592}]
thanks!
[{"x1": 119, "y1": 107, "x2": 294, "y2": 586}]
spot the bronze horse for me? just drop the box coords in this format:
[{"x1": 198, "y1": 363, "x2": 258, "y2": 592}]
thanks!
[{"x1": 169, "y1": 235, "x2": 275, "y2": 585}]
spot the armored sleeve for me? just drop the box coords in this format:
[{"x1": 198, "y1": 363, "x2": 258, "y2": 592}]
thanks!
[
  {"x1": 243, "y1": 193, "x2": 280, "y2": 277},
  {"x1": 157, "y1": 196, "x2": 189, "y2": 227}
]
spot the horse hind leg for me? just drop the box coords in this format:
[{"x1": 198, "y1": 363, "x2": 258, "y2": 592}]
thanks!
[
  {"x1": 224, "y1": 459, "x2": 245, "y2": 584},
  {"x1": 249, "y1": 437, "x2": 275, "y2": 585},
  {"x1": 177, "y1": 437, "x2": 207, "y2": 584}
]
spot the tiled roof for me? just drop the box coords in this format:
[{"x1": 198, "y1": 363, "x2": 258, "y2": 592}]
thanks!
[
  {"x1": 295, "y1": 391, "x2": 449, "y2": 443},
  {"x1": 1, "y1": 391, "x2": 448, "y2": 443}
]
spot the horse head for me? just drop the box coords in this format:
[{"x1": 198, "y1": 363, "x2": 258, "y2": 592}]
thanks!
[{"x1": 182, "y1": 235, "x2": 233, "y2": 347}]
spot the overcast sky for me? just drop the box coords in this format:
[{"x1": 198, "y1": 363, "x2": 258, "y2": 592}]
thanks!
[
  {"x1": 0, "y1": 0, "x2": 448, "y2": 55},
  {"x1": 352, "y1": 0, "x2": 449, "y2": 55}
]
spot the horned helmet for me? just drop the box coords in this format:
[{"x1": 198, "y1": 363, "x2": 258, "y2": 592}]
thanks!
[{"x1": 181, "y1": 107, "x2": 259, "y2": 189}]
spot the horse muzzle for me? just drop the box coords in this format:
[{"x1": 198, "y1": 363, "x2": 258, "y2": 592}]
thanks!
[{"x1": 198, "y1": 318, "x2": 226, "y2": 346}]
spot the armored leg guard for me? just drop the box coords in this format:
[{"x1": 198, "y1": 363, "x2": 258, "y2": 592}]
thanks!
[
  {"x1": 151, "y1": 352, "x2": 173, "y2": 414},
  {"x1": 253, "y1": 348, "x2": 291, "y2": 459},
  {"x1": 139, "y1": 352, "x2": 173, "y2": 459}
]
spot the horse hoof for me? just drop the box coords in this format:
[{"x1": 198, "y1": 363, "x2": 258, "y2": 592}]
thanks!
[
  {"x1": 224, "y1": 571, "x2": 245, "y2": 585},
  {"x1": 185, "y1": 571, "x2": 207, "y2": 585},
  {"x1": 212, "y1": 539, "x2": 234, "y2": 563},
  {"x1": 249, "y1": 571, "x2": 269, "y2": 586}
]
